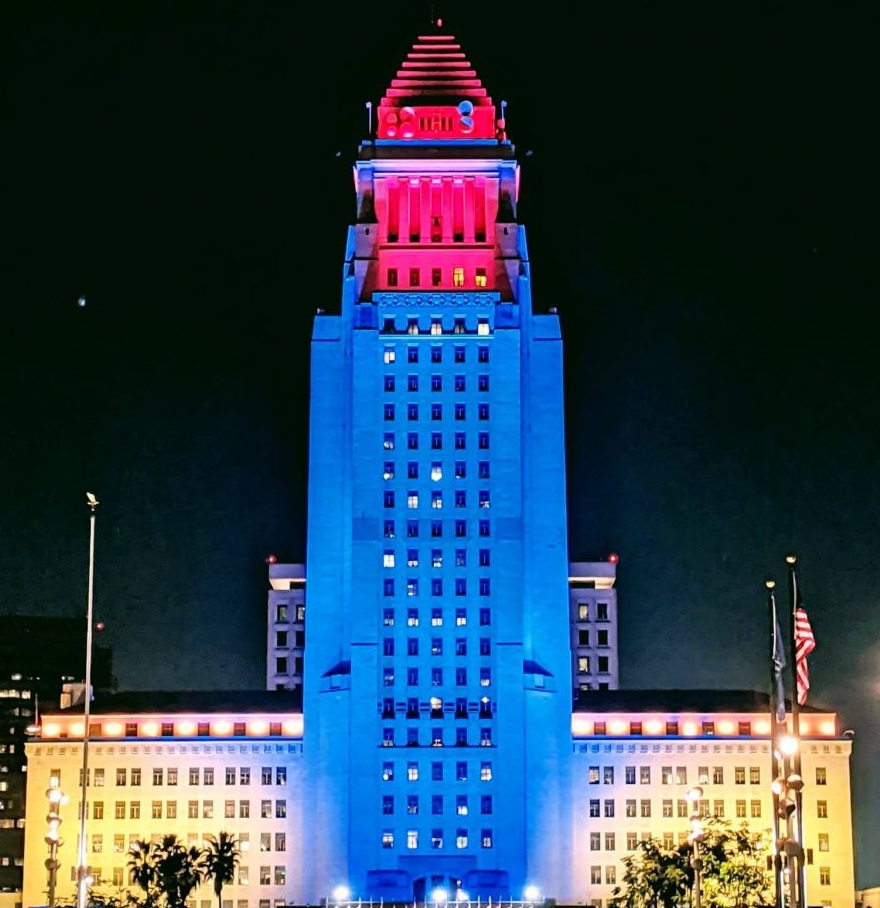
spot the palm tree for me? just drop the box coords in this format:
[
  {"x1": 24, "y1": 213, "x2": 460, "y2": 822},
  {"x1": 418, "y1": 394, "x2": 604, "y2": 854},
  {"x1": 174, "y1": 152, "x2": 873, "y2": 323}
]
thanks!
[
  {"x1": 202, "y1": 832, "x2": 241, "y2": 908},
  {"x1": 154, "y1": 835, "x2": 205, "y2": 908},
  {"x1": 127, "y1": 838, "x2": 159, "y2": 906}
]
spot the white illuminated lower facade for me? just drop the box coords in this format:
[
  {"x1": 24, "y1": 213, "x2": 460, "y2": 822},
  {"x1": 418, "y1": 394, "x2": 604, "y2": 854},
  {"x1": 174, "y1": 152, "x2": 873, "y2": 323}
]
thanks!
[{"x1": 21, "y1": 690, "x2": 855, "y2": 908}]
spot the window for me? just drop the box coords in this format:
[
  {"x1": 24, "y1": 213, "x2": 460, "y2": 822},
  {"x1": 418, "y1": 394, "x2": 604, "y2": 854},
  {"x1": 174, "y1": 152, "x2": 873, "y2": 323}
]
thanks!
[
  {"x1": 475, "y1": 268, "x2": 487, "y2": 288},
  {"x1": 749, "y1": 767, "x2": 761, "y2": 785},
  {"x1": 408, "y1": 375, "x2": 419, "y2": 392},
  {"x1": 735, "y1": 766, "x2": 746, "y2": 785},
  {"x1": 388, "y1": 268, "x2": 398, "y2": 287},
  {"x1": 454, "y1": 433, "x2": 466, "y2": 450},
  {"x1": 384, "y1": 403, "x2": 395, "y2": 421},
  {"x1": 736, "y1": 799, "x2": 746, "y2": 818},
  {"x1": 603, "y1": 799, "x2": 614, "y2": 818},
  {"x1": 817, "y1": 800, "x2": 828, "y2": 818},
  {"x1": 625, "y1": 800, "x2": 636, "y2": 818},
  {"x1": 589, "y1": 800, "x2": 600, "y2": 818},
  {"x1": 453, "y1": 267, "x2": 465, "y2": 287},
  {"x1": 456, "y1": 609, "x2": 467, "y2": 626},
  {"x1": 478, "y1": 345, "x2": 489, "y2": 362},
  {"x1": 640, "y1": 766, "x2": 651, "y2": 784},
  {"x1": 382, "y1": 830, "x2": 394, "y2": 849},
  {"x1": 625, "y1": 766, "x2": 636, "y2": 785},
  {"x1": 431, "y1": 403, "x2": 442, "y2": 421},
  {"x1": 640, "y1": 799, "x2": 651, "y2": 817},
  {"x1": 818, "y1": 833, "x2": 829, "y2": 851},
  {"x1": 454, "y1": 374, "x2": 466, "y2": 391},
  {"x1": 432, "y1": 269, "x2": 442, "y2": 287},
  {"x1": 478, "y1": 374, "x2": 489, "y2": 391},
  {"x1": 591, "y1": 867, "x2": 602, "y2": 886},
  {"x1": 240, "y1": 768, "x2": 250, "y2": 785},
  {"x1": 816, "y1": 767, "x2": 827, "y2": 785},
  {"x1": 409, "y1": 268, "x2": 420, "y2": 287},
  {"x1": 431, "y1": 432, "x2": 442, "y2": 449},
  {"x1": 407, "y1": 762, "x2": 419, "y2": 781},
  {"x1": 431, "y1": 345, "x2": 442, "y2": 362},
  {"x1": 407, "y1": 346, "x2": 418, "y2": 363},
  {"x1": 819, "y1": 867, "x2": 831, "y2": 886},
  {"x1": 116, "y1": 768, "x2": 126, "y2": 786},
  {"x1": 713, "y1": 766, "x2": 724, "y2": 784},
  {"x1": 407, "y1": 403, "x2": 419, "y2": 421},
  {"x1": 454, "y1": 346, "x2": 465, "y2": 363},
  {"x1": 590, "y1": 831, "x2": 601, "y2": 850},
  {"x1": 131, "y1": 768, "x2": 142, "y2": 786},
  {"x1": 384, "y1": 346, "x2": 396, "y2": 364},
  {"x1": 408, "y1": 520, "x2": 420, "y2": 538},
  {"x1": 407, "y1": 433, "x2": 418, "y2": 449},
  {"x1": 478, "y1": 432, "x2": 489, "y2": 449},
  {"x1": 750, "y1": 800, "x2": 762, "y2": 818},
  {"x1": 384, "y1": 520, "x2": 395, "y2": 538}
]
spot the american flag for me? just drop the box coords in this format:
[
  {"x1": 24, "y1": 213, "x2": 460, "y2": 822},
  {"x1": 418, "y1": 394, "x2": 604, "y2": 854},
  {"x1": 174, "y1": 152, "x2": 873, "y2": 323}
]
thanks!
[{"x1": 795, "y1": 604, "x2": 817, "y2": 706}]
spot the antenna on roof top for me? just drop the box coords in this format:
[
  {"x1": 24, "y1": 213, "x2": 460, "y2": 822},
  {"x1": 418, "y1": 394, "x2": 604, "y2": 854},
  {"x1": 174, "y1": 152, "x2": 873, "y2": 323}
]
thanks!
[{"x1": 366, "y1": 101, "x2": 373, "y2": 136}]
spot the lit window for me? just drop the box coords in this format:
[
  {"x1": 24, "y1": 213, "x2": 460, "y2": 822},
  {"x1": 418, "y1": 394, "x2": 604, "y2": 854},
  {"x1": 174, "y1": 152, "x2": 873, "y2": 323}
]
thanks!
[
  {"x1": 383, "y1": 433, "x2": 395, "y2": 450},
  {"x1": 384, "y1": 346, "x2": 396, "y2": 364},
  {"x1": 432, "y1": 550, "x2": 443, "y2": 568},
  {"x1": 383, "y1": 462, "x2": 395, "y2": 480},
  {"x1": 431, "y1": 491, "x2": 443, "y2": 509},
  {"x1": 477, "y1": 318, "x2": 489, "y2": 334},
  {"x1": 383, "y1": 551, "x2": 395, "y2": 568},
  {"x1": 407, "y1": 830, "x2": 418, "y2": 850},
  {"x1": 475, "y1": 268, "x2": 487, "y2": 288},
  {"x1": 453, "y1": 267, "x2": 465, "y2": 288},
  {"x1": 407, "y1": 492, "x2": 419, "y2": 509},
  {"x1": 430, "y1": 319, "x2": 442, "y2": 335},
  {"x1": 407, "y1": 549, "x2": 419, "y2": 567},
  {"x1": 407, "y1": 317, "x2": 419, "y2": 334}
]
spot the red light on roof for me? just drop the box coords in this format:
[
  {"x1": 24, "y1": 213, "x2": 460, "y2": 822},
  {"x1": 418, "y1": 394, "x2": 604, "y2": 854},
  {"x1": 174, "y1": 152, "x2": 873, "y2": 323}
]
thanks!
[
  {"x1": 607, "y1": 553, "x2": 619, "y2": 564},
  {"x1": 265, "y1": 554, "x2": 277, "y2": 565}
]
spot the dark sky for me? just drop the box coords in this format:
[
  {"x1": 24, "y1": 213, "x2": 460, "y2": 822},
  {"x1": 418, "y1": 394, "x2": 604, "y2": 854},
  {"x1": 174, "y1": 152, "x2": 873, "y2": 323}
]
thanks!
[{"x1": 2, "y1": 0, "x2": 878, "y2": 887}]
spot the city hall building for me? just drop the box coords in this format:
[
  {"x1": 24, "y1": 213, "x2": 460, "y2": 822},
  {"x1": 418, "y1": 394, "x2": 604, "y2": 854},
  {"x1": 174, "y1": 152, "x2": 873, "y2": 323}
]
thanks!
[{"x1": 22, "y1": 22, "x2": 855, "y2": 908}]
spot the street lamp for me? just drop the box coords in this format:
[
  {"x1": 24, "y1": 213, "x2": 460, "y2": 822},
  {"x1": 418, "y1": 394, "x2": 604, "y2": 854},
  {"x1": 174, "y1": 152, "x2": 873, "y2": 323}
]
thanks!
[
  {"x1": 45, "y1": 776, "x2": 67, "y2": 908},
  {"x1": 76, "y1": 492, "x2": 99, "y2": 908},
  {"x1": 685, "y1": 786, "x2": 706, "y2": 908}
]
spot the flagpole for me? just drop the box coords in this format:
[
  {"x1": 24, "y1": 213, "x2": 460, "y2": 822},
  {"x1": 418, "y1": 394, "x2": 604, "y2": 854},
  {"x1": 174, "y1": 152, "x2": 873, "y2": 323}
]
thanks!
[
  {"x1": 767, "y1": 580, "x2": 785, "y2": 908},
  {"x1": 786, "y1": 555, "x2": 806, "y2": 908}
]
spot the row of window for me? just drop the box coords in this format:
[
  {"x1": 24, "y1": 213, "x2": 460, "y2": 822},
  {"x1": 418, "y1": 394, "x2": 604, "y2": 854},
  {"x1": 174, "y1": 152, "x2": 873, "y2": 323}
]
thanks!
[
  {"x1": 382, "y1": 490, "x2": 492, "y2": 508},
  {"x1": 580, "y1": 796, "x2": 834, "y2": 820},
  {"x1": 380, "y1": 828, "x2": 494, "y2": 850},
  {"x1": 577, "y1": 656, "x2": 612, "y2": 675},
  {"x1": 384, "y1": 548, "x2": 491, "y2": 568},
  {"x1": 587, "y1": 719, "x2": 755, "y2": 736},
  {"x1": 382, "y1": 520, "x2": 491, "y2": 539},
  {"x1": 576, "y1": 629, "x2": 612, "y2": 647},
  {"x1": 383, "y1": 344, "x2": 489, "y2": 365},
  {"x1": 382, "y1": 667, "x2": 492, "y2": 687},
  {"x1": 383, "y1": 431, "x2": 491, "y2": 450},
  {"x1": 70, "y1": 766, "x2": 288, "y2": 787},
  {"x1": 382, "y1": 638, "x2": 492, "y2": 656},
  {"x1": 383, "y1": 607, "x2": 490, "y2": 627},
  {"x1": 585, "y1": 863, "x2": 834, "y2": 889},
  {"x1": 272, "y1": 630, "x2": 304, "y2": 649},
  {"x1": 585, "y1": 829, "x2": 834, "y2": 853},
  {"x1": 575, "y1": 602, "x2": 612, "y2": 622},
  {"x1": 273, "y1": 603, "x2": 304, "y2": 624},
  {"x1": 586, "y1": 764, "x2": 770, "y2": 785},
  {"x1": 382, "y1": 793, "x2": 494, "y2": 815},
  {"x1": 383, "y1": 403, "x2": 490, "y2": 422},
  {"x1": 380, "y1": 760, "x2": 493, "y2": 782},
  {"x1": 80, "y1": 799, "x2": 288, "y2": 820},
  {"x1": 385, "y1": 461, "x2": 490, "y2": 481},
  {"x1": 382, "y1": 578, "x2": 493, "y2": 597},
  {"x1": 384, "y1": 268, "x2": 489, "y2": 290},
  {"x1": 89, "y1": 831, "x2": 287, "y2": 854},
  {"x1": 381, "y1": 697, "x2": 492, "y2": 718},
  {"x1": 380, "y1": 727, "x2": 494, "y2": 747},
  {"x1": 72, "y1": 866, "x2": 289, "y2": 888}
]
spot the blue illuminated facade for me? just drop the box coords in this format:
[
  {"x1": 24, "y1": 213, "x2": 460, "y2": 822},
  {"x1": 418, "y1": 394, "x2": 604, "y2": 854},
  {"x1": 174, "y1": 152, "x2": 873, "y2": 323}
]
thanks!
[{"x1": 302, "y1": 25, "x2": 573, "y2": 903}]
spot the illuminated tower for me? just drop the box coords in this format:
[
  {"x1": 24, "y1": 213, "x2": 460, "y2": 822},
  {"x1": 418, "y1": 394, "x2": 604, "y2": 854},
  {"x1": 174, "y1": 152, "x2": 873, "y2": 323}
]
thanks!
[{"x1": 302, "y1": 23, "x2": 573, "y2": 902}]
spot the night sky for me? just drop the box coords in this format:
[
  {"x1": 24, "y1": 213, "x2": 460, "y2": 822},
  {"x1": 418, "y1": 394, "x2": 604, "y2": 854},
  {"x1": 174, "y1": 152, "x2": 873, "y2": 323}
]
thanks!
[{"x1": 2, "y1": 0, "x2": 878, "y2": 888}]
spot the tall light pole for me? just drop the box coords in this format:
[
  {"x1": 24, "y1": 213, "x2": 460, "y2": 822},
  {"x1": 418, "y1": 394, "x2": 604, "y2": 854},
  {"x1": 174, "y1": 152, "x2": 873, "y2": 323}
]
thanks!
[
  {"x1": 685, "y1": 786, "x2": 705, "y2": 908},
  {"x1": 45, "y1": 775, "x2": 66, "y2": 908},
  {"x1": 76, "y1": 492, "x2": 99, "y2": 908}
]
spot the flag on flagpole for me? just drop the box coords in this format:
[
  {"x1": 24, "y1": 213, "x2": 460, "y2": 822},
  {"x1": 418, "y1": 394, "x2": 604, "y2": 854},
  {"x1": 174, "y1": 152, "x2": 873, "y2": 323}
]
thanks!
[
  {"x1": 794, "y1": 600, "x2": 816, "y2": 706},
  {"x1": 772, "y1": 594, "x2": 787, "y2": 722}
]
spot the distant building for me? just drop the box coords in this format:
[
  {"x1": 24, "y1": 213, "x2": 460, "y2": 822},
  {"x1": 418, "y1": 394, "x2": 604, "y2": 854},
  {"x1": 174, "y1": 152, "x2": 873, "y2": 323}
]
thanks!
[{"x1": 0, "y1": 616, "x2": 113, "y2": 902}]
